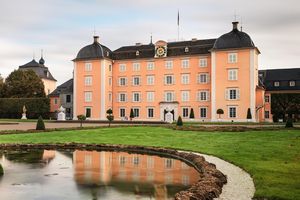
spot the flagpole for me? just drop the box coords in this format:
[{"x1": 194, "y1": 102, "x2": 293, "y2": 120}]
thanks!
[{"x1": 177, "y1": 10, "x2": 180, "y2": 41}]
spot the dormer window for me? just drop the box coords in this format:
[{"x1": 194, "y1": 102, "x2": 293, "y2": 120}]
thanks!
[
  {"x1": 289, "y1": 81, "x2": 296, "y2": 87},
  {"x1": 185, "y1": 47, "x2": 189, "y2": 53},
  {"x1": 274, "y1": 81, "x2": 280, "y2": 87},
  {"x1": 106, "y1": 52, "x2": 110, "y2": 57},
  {"x1": 136, "y1": 51, "x2": 140, "y2": 56}
]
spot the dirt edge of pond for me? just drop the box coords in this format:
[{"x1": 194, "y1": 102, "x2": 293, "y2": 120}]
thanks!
[{"x1": 0, "y1": 143, "x2": 227, "y2": 200}]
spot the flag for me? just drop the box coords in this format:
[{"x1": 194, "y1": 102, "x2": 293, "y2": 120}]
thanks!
[{"x1": 177, "y1": 10, "x2": 180, "y2": 26}]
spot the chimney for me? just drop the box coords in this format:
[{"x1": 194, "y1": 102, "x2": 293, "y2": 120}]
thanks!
[
  {"x1": 232, "y1": 21, "x2": 239, "y2": 30},
  {"x1": 135, "y1": 43, "x2": 142, "y2": 46},
  {"x1": 94, "y1": 36, "x2": 99, "y2": 43}
]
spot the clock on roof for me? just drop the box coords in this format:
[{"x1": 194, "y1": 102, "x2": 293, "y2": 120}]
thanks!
[{"x1": 154, "y1": 40, "x2": 167, "y2": 58}]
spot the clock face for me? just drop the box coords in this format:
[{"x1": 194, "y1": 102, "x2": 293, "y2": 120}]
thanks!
[{"x1": 156, "y1": 46, "x2": 166, "y2": 57}]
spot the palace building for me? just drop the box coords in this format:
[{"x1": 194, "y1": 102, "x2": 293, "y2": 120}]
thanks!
[{"x1": 70, "y1": 21, "x2": 267, "y2": 122}]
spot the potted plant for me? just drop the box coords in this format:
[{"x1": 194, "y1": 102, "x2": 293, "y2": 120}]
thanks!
[{"x1": 216, "y1": 109, "x2": 224, "y2": 121}]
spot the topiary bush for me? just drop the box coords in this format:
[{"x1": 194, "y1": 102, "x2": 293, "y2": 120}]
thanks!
[
  {"x1": 190, "y1": 108, "x2": 195, "y2": 119},
  {"x1": 177, "y1": 116, "x2": 183, "y2": 126},
  {"x1": 285, "y1": 117, "x2": 293, "y2": 128},
  {"x1": 217, "y1": 109, "x2": 224, "y2": 119},
  {"x1": 247, "y1": 108, "x2": 252, "y2": 120},
  {"x1": 77, "y1": 115, "x2": 86, "y2": 128},
  {"x1": 0, "y1": 164, "x2": 3, "y2": 176},
  {"x1": 106, "y1": 108, "x2": 114, "y2": 127},
  {"x1": 36, "y1": 116, "x2": 45, "y2": 130},
  {"x1": 130, "y1": 108, "x2": 134, "y2": 121}
]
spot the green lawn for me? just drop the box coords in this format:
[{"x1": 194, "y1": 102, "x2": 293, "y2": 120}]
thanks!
[{"x1": 0, "y1": 126, "x2": 299, "y2": 200}]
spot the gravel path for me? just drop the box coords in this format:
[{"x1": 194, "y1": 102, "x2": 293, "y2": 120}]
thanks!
[{"x1": 197, "y1": 153, "x2": 255, "y2": 200}]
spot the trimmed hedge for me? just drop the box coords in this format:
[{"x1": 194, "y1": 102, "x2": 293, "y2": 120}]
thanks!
[{"x1": 0, "y1": 98, "x2": 50, "y2": 119}]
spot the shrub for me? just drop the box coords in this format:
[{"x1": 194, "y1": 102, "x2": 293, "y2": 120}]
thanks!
[
  {"x1": 189, "y1": 108, "x2": 195, "y2": 119},
  {"x1": 177, "y1": 116, "x2": 183, "y2": 126},
  {"x1": 285, "y1": 118, "x2": 293, "y2": 128},
  {"x1": 36, "y1": 116, "x2": 45, "y2": 130},
  {"x1": 0, "y1": 164, "x2": 3, "y2": 176},
  {"x1": 0, "y1": 98, "x2": 50, "y2": 119},
  {"x1": 130, "y1": 108, "x2": 134, "y2": 120},
  {"x1": 77, "y1": 115, "x2": 86, "y2": 128},
  {"x1": 247, "y1": 108, "x2": 252, "y2": 119},
  {"x1": 106, "y1": 109, "x2": 114, "y2": 127}
]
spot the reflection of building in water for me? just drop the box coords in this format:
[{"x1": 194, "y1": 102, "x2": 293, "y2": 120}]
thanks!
[
  {"x1": 74, "y1": 150, "x2": 199, "y2": 199},
  {"x1": 42, "y1": 150, "x2": 56, "y2": 163}
]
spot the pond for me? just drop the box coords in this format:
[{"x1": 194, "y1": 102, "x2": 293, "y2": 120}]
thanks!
[{"x1": 0, "y1": 149, "x2": 200, "y2": 200}]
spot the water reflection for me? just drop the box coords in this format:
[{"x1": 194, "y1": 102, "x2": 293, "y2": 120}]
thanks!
[{"x1": 0, "y1": 149, "x2": 199, "y2": 200}]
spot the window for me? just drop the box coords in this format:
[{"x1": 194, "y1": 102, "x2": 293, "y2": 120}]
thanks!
[
  {"x1": 147, "y1": 75, "x2": 155, "y2": 85},
  {"x1": 108, "y1": 77, "x2": 112, "y2": 86},
  {"x1": 132, "y1": 92, "x2": 140, "y2": 102},
  {"x1": 133, "y1": 63, "x2": 140, "y2": 71},
  {"x1": 181, "y1": 91, "x2": 190, "y2": 102},
  {"x1": 164, "y1": 92, "x2": 175, "y2": 102},
  {"x1": 182, "y1": 59, "x2": 189, "y2": 68},
  {"x1": 85, "y1": 63, "x2": 92, "y2": 71},
  {"x1": 109, "y1": 65, "x2": 112, "y2": 72},
  {"x1": 200, "y1": 107, "x2": 207, "y2": 118},
  {"x1": 147, "y1": 62, "x2": 155, "y2": 70},
  {"x1": 147, "y1": 108, "x2": 154, "y2": 118},
  {"x1": 133, "y1": 108, "x2": 140, "y2": 118},
  {"x1": 265, "y1": 95, "x2": 270, "y2": 103},
  {"x1": 147, "y1": 157, "x2": 154, "y2": 169},
  {"x1": 119, "y1": 156, "x2": 126, "y2": 166},
  {"x1": 228, "y1": 69, "x2": 238, "y2": 80},
  {"x1": 228, "y1": 107, "x2": 237, "y2": 118},
  {"x1": 54, "y1": 98, "x2": 58, "y2": 104},
  {"x1": 181, "y1": 74, "x2": 190, "y2": 84},
  {"x1": 133, "y1": 156, "x2": 140, "y2": 166},
  {"x1": 119, "y1": 77, "x2": 127, "y2": 86},
  {"x1": 165, "y1": 75, "x2": 174, "y2": 85},
  {"x1": 165, "y1": 60, "x2": 173, "y2": 69},
  {"x1": 165, "y1": 159, "x2": 173, "y2": 169},
  {"x1": 119, "y1": 93, "x2": 127, "y2": 102},
  {"x1": 182, "y1": 108, "x2": 189, "y2": 118},
  {"x1": 228, "y1": 53, "x2": 237, "y2": 63},
  {"x1": 197, "y1": 91, "x2": 209, "y2": 101},
  {"x1": 120, "y1": 108, "x2": 126, "y2": 117},
  {"x1": 84, "y1": 76, "x2": 92, "y2": 86},
  {"x1": 119, "y1": 64, "x2": 126, "y2": 72},
  {"x1": 274, "y1": 81, "x2": 280, "y2": 87},
  {"x1": 197, "y1": 73, "x2": 209, "y2": 84},
  {"x1": 133, "y1": 76, "x2": 141, "y2": 86},
  {"x1": 182, "y1": 175, "x2": 190, "y2": 185},
  {"x1": 84, "y1": 92, "x2": 92, "y2": 102},
  {"x1": 85, "y1": 107, "x2": 91, "y2": 118},
  {"x1": 66, "y1": 95, "x2": 71, "y2": 103},
  {"x1": 147, "y1": 92, "x2": 154, "y2": 102},
  {"x1": 226, "y1": 88, "x2": 240, "y2": 100},
  {"x1": 265, "y1": 111, "x2": 270, "y2": 119},
  {"x1": 199, "y1": 58, "x2": 207, "y2": 67},
  {"x1": 108, "y1": 93, "x2": 112, "y2": 102},
  {"x1": 290, "y1": 81, "x2": 296, "y2": 87}
]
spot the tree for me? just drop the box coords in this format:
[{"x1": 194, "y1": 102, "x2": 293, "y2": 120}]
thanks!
[
  {"x1": 176, "y1": 116, "x2": 183, "y2": 126},
  {"x1": 217, "y1": 109, "x2": 224, "y2": 119},
  {"x1": 36, "y1": 116, "x2": 45, "y2": 130},
  {"x1": 285, "y1": 117, "x2": 293, "y2": 128},
  {"x1": 271, "y1": 93, "x2": 300, "y2": 121},
  {"x1": 106, "y1": 108, "x2": 114, "y2": 127},
  {"x1": 1, "y1": 70, "x2": 45, "y2": 98},
  {"x1": 130, "y1": 108, "x2": 134, "y2": 121},
  {"x1": 247, "y1": 108, "x2": 252, "y2": 120},
  {"x1": 77, "y1": 115, "x2": 86, "y2": 128},
  {"x1": 0, "y1": 74, "x2": 4, "y2": 97},
  {"x1": 189, "y1": 108, "x2": 195, "y2": 119}
]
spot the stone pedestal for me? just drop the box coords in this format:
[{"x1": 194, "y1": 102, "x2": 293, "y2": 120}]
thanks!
[
  {"x1": 21, "y1": 113, "x2": 27, "y2": 120},
  {"x1": 165, "y1": 112, "x2": 174, "y2": 123},
  {"x1": 57, "y1": 106, "x2": 66, "y2": 121}
]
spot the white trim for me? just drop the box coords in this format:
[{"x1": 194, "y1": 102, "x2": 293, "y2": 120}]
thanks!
[
  {"x1": 211, "y1": 52, "x2": 216, "y2": 121},
  {"x1": 250, "y1": 50, "x2": 256, "y2": 122},
  {"x1": 73, "y1": 62, "x2": 77, "y2": 120},
  {"x1": 100, "y1": 60, "x2": 106, "y2": 119}
]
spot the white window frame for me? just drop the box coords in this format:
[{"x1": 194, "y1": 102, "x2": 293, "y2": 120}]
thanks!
[
  {"x1": 197, "y1": 91, "x2": 210, "y2": 101},
  {"x1": 84, "y1": 76, "x2": 92, "y2": 86},
  {"x1": 228, "y1": 69, "x2": 238, "y2": 81},
  {"x1": 147, "y1": 75, "x2": 155, "y2": 85},
  {"x1": 181, "y1": 74, "x2": 190, "y2": 85},
  {"x1": 85, "y1": 63, "x2": 92, "y2": 71},
  {"x1": 228, "y1": 53, "x2": 237, "y2": 63},
  {"x1": 199, "y1": 58, "x2": 207, "y2": 67},
  {"x1": 147, "y1": 107, "x2": 154, "y2": 118},
  {"x1": 147, "y1": 62, "x2": 155, "y2": 70},
  {"x1": 119, "y1": 108, "x2": 126, "y2": 118},
  {"x1": 181, "y1": 59, "x2": 190, "y2": 68},
  {"x1": 119, "y1": 64, "x2": 126, "y2": 72},
  {"x1": 118, "y1": 93, "x2": 127, "y2": 102},
  {"x1": 132, "y1": 76, "x2": 141, "y2": 86},
  {"x1": 84, "y1": 92, "x2": 92, "y2": 102},
  {"x1": 265, "y1": 95, "x2": 270, "y2": 103},
  {"x1": 199, "y1": 107, "x2": 207, "y2": 118},
  {"x1": 164, "y1": 75, "x2": 174, "y2": 85},
  {"x1": 228, "y1": 106, "x2": 237, "y2": 118},
  {"x1": 165, "y1": 60, "x2": 173, "y2": 69},
  {"x1": 119, "y1": 77, "x2": 127, "y2": 86},
  {"x1": 289, "y1": 81, "x2": 296, "y2": 87},
  {"x1": 146, "y1": 91, "x2": 154, "y2": 102},
  {"x1": 265, "y1": 110, "x2": 270, "y2": 119},
  {"x1": 274, "y1": 81, "x2": 280, "y2": 87},
  {"x1": 132, "y1": 92, "x2": 141, "y2": 102},
  {"x1": 197, "y1": 73, "x2": 209, "y2": 84},
  {"x1": 85, "y1": 107, "x2": 92, "y2": 118},
  {"x1": 182, "y1": 107, "x2": 189, "y2": 118},
  {"x1": 164, "y1": 91, "x2": 175, "y2": 102},
  {"x1": 133, "y1": 108, "x2": 140, "y2": 118},
  {"x1": 181, "y1": 91, "x2": 190, "y2": 102},
  {"x1": 133, "y1": 63, "x2": 140, "y2": 71},
  {"x1": 226, "y1": 88, "x2": 240, "y2": 100}
]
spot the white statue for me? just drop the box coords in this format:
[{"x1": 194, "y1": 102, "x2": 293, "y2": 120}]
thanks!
[
  {"x1": 21, "y1": 105, "x2": 27, "y2": 120},
  {"x1": 57, "y1": 106, "x2": 66, "y2": 121},
  {"x1": 165, "y1": 111, "x2": 174, "y2": 124}
]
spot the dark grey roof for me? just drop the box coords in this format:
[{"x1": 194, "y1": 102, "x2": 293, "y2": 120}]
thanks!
[
  {"x1": 19, "y1": 59, "x2": 57, "y2": 81},
  {"x1": 49, "y1": 78, "x2": 73, "y2": 97},
  {"x1": 259, "y1": 68, "x2": 300, "y2": 91},
  {"x1": 74, "y1": 36, "x2": 113, "y2": 61},
  {"x1": 212, "y1": 22, "x2": 255, "y2": 50},
  {"x1": 113, "y1": 39, "x2": 216, "y2": 60}
]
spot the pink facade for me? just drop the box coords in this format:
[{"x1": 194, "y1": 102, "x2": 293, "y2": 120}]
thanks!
[{"x1": 72, "y1": 22, "x2": 269, "y2": 122}]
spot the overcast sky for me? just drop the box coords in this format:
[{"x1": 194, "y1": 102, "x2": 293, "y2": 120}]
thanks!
[{"x1": 0, "y1": 0, "x2": 300, "y2": 84}]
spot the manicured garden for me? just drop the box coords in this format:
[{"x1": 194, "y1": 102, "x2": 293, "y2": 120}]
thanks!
[{"x1": 0, "y1": 126, "x2": 299, "y2": 200}]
